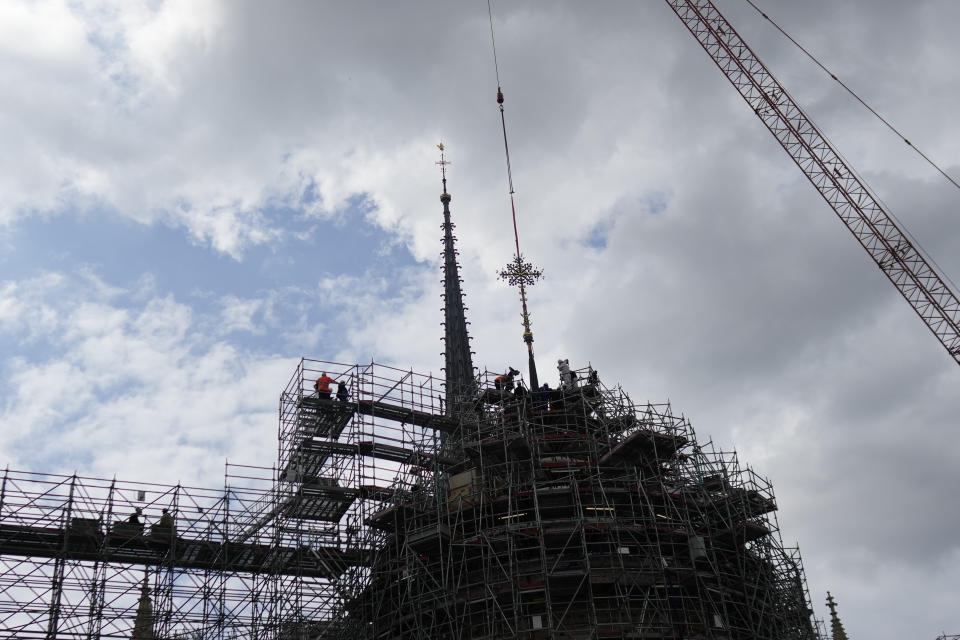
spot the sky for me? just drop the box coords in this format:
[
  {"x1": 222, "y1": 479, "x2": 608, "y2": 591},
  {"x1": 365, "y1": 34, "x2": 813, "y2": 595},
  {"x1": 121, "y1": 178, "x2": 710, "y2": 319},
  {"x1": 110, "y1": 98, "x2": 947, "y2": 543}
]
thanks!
[{"x1": 1, "y1": 0, "x2": 959, "y2": 637}]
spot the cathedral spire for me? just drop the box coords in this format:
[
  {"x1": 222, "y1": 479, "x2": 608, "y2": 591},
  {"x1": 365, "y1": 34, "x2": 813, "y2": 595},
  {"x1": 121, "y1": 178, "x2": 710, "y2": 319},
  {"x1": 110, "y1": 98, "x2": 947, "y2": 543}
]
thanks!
[
  {"x1": 826, "y1": 591, "x2": 850, "y2": 640},
  {"x1": 437, "y1": 144, "x2": 476, "y2": 411},
  {"x1": 130, "y1": 571, "x2": 155, "y2": 640}
]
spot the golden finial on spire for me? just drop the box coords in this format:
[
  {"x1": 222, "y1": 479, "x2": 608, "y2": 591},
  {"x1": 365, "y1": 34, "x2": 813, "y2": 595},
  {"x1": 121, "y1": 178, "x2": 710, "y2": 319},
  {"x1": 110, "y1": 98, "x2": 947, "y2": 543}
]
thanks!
[{"x1": 436, "y1": 142, "x2": 450, "y2": 197}]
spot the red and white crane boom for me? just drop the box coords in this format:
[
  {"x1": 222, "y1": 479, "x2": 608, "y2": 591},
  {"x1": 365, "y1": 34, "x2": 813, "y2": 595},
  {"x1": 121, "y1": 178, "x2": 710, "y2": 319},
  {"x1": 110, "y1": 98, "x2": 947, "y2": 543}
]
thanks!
[{"x1": 666, "y1": 0, "x2": 960, "y2": 366}]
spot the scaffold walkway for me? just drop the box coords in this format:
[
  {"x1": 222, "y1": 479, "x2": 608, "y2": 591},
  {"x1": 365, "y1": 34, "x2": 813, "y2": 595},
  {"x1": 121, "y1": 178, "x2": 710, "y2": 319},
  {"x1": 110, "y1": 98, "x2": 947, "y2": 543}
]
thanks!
[{"x1": 0, "y1": 470, "x2": 367, "y2": 578}]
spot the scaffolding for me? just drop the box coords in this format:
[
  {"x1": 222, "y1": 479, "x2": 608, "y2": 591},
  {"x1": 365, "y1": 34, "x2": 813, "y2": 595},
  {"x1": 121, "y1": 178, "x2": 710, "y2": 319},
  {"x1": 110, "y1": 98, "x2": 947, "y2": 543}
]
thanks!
[
  {"x1": 0, "y1": 465, "x2": 283, "y2": 638},
  {"x1": 0, "y1": 358, "x2": 826, "y2": 638},
  {"x1": 326, "y1": 361, "x2": 826, "y2": 639}
]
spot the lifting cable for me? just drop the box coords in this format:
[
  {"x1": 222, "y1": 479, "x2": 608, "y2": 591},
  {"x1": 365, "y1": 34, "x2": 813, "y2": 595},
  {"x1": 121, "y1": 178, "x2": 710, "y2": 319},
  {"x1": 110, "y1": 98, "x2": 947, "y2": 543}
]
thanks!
[
  {"x1": 487, "y1": 0, "x2": 543, "y2": 392},
  {"x1": 487, "y1": 0, "x2": 522, "y2": 259},
  {"x1": 744, "y1": 0, "x2": 960, "y2": 193}
]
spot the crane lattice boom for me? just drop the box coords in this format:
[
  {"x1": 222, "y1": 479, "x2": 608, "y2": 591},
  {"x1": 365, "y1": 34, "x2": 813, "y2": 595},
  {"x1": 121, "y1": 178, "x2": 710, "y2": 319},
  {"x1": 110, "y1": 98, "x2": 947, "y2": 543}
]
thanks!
[{"x1": 666, "y1": 0, "x2": 960, "y2": 366}]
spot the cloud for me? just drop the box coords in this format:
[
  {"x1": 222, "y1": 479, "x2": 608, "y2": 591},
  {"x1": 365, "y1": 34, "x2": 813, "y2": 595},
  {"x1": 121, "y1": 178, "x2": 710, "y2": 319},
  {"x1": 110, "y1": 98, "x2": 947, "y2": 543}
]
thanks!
[
  {"x1": 218, "y1": 294, "x2": 265, "y2": 335},
  {"x1": 0, "y1": 270, "x2": 288, "y2": 486},
  {"x1": 0, "y1": 273, "x2": 64, "y2": 339}
]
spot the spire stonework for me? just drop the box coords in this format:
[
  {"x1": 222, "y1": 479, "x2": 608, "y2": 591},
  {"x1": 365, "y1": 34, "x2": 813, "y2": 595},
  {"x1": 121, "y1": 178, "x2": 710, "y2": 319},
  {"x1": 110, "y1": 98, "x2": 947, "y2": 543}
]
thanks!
[
  {"x1": 437, "y1": 144, "x2": 476, "y2": 412},
  {"x1": 826, "y1": 591, "x2": 849, "y2": 640},
  {"x1": 131, "y1": 572, "x2": 155, "y2": 640}
]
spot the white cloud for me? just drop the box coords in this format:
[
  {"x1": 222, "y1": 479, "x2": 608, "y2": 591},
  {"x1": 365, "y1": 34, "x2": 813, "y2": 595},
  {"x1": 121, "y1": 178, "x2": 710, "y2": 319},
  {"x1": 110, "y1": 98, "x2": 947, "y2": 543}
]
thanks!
[
  {"x1": 121, "y1": 0, "x2": 224, "y2": 95},
  {"x1": 0, "y1": 1, "x2": 91, "y2": 62},
  {"x1": 0, "y1": 273, "x2": 65, "y2": 339},
  {"x1": 0, "y1": 272, "x2": 287, "y2": 487},
  {"x1": 218, "y1": 294, "x2": 264, "y2": 335}
]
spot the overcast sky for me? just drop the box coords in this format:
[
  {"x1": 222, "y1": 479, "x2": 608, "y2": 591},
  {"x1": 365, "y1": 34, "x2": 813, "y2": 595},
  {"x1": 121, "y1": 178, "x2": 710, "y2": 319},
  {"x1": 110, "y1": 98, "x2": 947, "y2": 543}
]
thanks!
[{"x1": 1, "y1": 1, "x2": 959, "y2": 637}]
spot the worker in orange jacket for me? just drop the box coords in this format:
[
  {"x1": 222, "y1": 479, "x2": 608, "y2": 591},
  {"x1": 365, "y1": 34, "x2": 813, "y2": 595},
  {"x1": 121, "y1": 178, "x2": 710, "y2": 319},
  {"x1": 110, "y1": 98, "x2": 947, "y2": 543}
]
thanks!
[
  {"x1": 494, "y1": 367, "x2": 520, "y2": 392},
  {"x1": 315, "y1": 372, "x2": 335, "y2": 400}
]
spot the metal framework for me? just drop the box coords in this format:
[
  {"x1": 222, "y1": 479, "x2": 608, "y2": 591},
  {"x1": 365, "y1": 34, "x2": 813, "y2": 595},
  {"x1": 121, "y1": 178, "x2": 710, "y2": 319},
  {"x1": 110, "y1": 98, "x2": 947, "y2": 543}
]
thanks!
[
  {"x1": 665, "y1": 0, "x2": 960, "y2": 366},
  {"x1": 0, "y1": 465, "x2": 282, "y2": 638},
  {"x1": 0, "y1": 358, "x2": 825, "y2": 638},
  {"x1": 310, "y1": 361, "x2": 826, "y2": 639}
]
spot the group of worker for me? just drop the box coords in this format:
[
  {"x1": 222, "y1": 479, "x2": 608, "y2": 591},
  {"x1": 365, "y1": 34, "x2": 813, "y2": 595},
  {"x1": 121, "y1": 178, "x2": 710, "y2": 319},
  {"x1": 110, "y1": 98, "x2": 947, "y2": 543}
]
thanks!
[
  {"x1": 126, "y1": 507, "x2": 175, "y2": 529},
  {"x1": 314, "y1": 364, "x2": 594, "y2": 409},
  {"x1": 491, "y1": 372, "x2": 557, "y2": 411},
  {"x1": 490, "y1": 360, "x2": 600, "y2": 411},
  {"x1": 494, "y1": 360, "x2": 596, "y2": 392},
  {"x1": 314, "y1": 372, "x2": 350, "y2": 403}
]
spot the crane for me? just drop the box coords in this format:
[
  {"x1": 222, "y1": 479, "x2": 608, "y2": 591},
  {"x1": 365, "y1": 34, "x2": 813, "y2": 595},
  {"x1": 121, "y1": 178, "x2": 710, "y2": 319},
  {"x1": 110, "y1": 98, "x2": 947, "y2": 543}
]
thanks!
[{"x1": 665, "y1": 0, "x2": 960, "y2": 366}]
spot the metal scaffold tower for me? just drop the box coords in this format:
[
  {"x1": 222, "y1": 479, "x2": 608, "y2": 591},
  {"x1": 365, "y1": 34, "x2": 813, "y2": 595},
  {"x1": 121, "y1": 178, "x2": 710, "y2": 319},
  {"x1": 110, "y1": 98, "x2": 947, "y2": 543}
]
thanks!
[
  {"x1": 311, "y1": 360, "x2": 826, "y2": 639},
  {"x1": 0, "y1": 360, "x2": 448, "y2": 639}
]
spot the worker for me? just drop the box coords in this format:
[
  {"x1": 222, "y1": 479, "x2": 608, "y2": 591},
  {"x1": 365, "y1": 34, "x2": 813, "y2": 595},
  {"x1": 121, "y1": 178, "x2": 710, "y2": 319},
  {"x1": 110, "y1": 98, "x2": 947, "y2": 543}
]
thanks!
[
  {"x1": 588, "y1": 368, "x2": 599, "y2": 385},
  {"x1": 158, "y1": 508, "x2": 174, "y2": 528},
  {"x1": 534, "y1": 383, "x2": 552, "y2": 411},
  {"x1": 314, "y1": 372, "x2": 335, "y2": 400},
  {"x1": 336, "y1": 380, "x2": 349, "y2": 403},
  {"x1": 583, "y1": 367, "x2": 602, "y2": 409},
  {"x1": 514, "y1": 383, "x2": 528, "y2": 403},
  {"x1": 127, "y1": 507, "x2": 143, "y2": 525},
  {"x1": 494, "y1": 367, "x2": 520, "y2": 391}
]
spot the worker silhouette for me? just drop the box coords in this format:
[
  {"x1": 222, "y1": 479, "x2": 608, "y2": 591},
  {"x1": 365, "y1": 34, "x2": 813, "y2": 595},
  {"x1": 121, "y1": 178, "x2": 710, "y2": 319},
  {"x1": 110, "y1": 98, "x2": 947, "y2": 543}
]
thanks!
[
  {"x1": 315, "y1": 372, "x2": 335, "y2": 400},
  {"x1": 514, "y1": 382, "x2": 528, "y2": 403},
  {"x1": 336, "y1": 380, "x2": 349, "y2": 403},
  {"x1": 157, "y1": 509, "x2": 174, "y2": 528},
  {"x1": 534, "y1": 383, "x2": 551, "y2": 411},
  {"x1": 494, "y1": 367, "x2": 520, "y2": 392}
]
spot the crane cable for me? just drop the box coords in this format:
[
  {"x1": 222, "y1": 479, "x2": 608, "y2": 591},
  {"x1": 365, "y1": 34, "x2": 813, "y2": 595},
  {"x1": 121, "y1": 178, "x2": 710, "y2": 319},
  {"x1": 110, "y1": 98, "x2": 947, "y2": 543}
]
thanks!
[
  {"x1": 743, "y1": 0, "x2": 960, "y2": 193},
  {"x1": 487, "y1": 0, "x2": 543, "y2": 392},
  {"x1": 744, "y1": 0, "x2": 960, "y2": 295},
  {"x1": 487, "y1": 0, "x2": 522, "y2": 259}
]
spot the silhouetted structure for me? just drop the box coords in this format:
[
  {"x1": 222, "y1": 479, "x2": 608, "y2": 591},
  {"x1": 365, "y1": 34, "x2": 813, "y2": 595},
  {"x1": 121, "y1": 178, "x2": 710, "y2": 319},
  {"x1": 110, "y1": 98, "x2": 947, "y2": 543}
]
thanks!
[
  {"x1": 826, "y1": 592, "x2": 849, "y2": 640},
  {"x1": 131, "y1": 573, "x2": 156, "y2": 640},
  {"x1": 438, "y1": 144, "x2": 476, "y2": 411}
]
